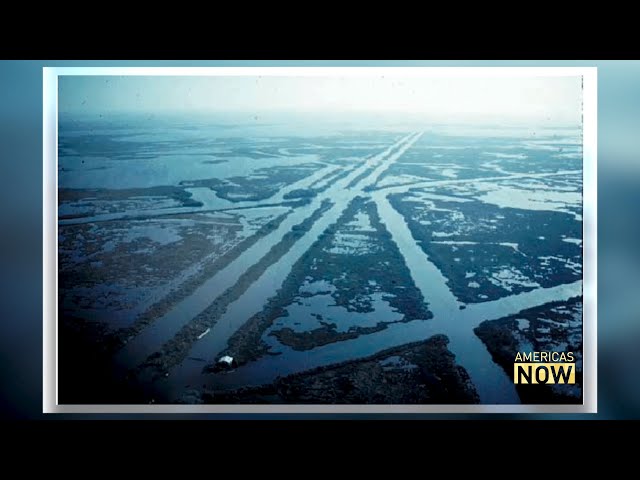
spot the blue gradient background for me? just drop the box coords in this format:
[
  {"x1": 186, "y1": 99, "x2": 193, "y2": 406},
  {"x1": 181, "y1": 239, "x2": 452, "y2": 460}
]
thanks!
[{"x1": 1, "y1": 60, "x2": 638, "y2": 419}]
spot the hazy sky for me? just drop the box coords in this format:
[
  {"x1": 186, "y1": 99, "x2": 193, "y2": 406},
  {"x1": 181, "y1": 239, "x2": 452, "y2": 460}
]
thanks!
[{"x1": 59, "y1": 75, "x2": 583, "y2": 125}]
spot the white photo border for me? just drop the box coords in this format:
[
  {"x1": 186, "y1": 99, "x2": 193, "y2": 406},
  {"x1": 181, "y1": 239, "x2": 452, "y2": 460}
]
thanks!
[{"x1": 43, "y1": 66, "x2": 597, "y2": 414}]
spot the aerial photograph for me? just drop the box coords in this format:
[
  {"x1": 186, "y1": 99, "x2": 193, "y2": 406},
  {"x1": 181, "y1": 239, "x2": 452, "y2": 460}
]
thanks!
[{"x1": 56, "y1": 72, "x2": 584, "y2": 405}]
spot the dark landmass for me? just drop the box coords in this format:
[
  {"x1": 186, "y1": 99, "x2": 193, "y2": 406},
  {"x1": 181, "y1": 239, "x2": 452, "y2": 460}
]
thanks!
[
  {"x1": 201, "y1": 159, "x2": 228, "y2": 165},
  {"x1": 59, "y1": 185, "x2": 203, "y2": 218},
  {"x1": 283, "y1": 188, "x2": 317, "y2": 200},
  {"x1": 198, "y1": 335, "x2": 479, "y2": 404},
  {"x1": 389, "y1": 192, "x2": 582, "y2": 304},
  {"x1": 474, "y1": 296, "x2": 583, "y2": 404},
  {"x1": 180, "y1": 164, "x2": 320, "y2": 202},
  {"x1": 58, "y1": 315, "x2": 146, "y2": 404}
]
